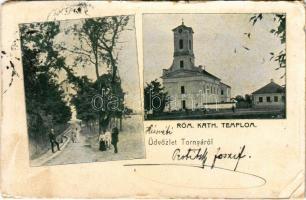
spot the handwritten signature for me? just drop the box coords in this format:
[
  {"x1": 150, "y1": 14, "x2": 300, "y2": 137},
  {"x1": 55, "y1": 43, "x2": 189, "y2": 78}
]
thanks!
[{"x1": 172, "y1": 145, "x2": 247, "y2": 171}]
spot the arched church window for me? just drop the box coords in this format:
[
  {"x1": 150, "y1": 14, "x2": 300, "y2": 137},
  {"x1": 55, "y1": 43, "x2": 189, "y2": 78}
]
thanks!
[
  {"x1": 189, "y1": 40, "x2": 191, "y2": 50},
  {"x1": 179, "y1": 39, "x2": 183, "y2": 49},
  {"x1": 180, "y1": 60, "x2": 184, "y2": 68}
]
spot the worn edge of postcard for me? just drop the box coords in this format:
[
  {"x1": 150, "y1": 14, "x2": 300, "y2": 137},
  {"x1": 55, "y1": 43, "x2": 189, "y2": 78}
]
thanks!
[{"x1": 0, "y1": 1, "x2": 305, "y2": 198}]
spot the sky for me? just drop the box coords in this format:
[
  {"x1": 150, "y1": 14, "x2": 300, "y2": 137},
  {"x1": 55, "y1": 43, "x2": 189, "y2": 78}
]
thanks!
[
  {"x1": 143, "y1": 14, "x2": 285, "y2": 97},
  {"x1": 55, "y1": 15, "x2": 142, "y2": 112}
]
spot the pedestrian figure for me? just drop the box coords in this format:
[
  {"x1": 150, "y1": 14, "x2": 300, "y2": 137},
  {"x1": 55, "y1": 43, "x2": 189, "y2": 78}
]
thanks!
[
  {"x1": 98, "y1": 129, "x2": 107, "y2": 151},
  {"x1": 70, "y1": 128, "x2": 78, "y2": 143},
  {"x1": 71, "y1": 130, "x2": 75, "y2": 143},
  {"x1": 232, "y1": 105, "x2": 236, "y2": 113},
  {"x1": 104, "y1": 129, "x2": 112, "y2": 149},
  {"x1": 111, "y1": 127, "x2": 119, "y2": 153},
  {"x1": 48, "y1": 128, "x2": 60, "y2": 153},
  {"x1": 74, "y1": 128, "x2": 79, "y2": 143}
]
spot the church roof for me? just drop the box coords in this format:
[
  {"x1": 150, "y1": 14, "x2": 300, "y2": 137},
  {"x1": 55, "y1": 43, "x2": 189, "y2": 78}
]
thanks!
[
  {"x1": 200, "y1": 69, "x2": 220, "y2": 80},
  {"x1": 252, "y1": 81, "x2": 285, "y2": 94},
  {"x1": 172, "y1": 23, "x2": 194, "y2": 33},
  {"x1": 220, "y1": 82, "x2": 231, "y2": 88},
  {"x1": 161, "y1": 67, "x2": 221, "y2": 80}
]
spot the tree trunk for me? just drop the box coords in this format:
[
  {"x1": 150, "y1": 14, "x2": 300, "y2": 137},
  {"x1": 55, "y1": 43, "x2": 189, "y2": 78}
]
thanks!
[
  {"x1": 108, "y1": 51, "x2": 117, "y2": 83},
  {"x1": 98, "y1": 114, "x2": 102, "y2": 134},
  {"x1": 119, "y1": 116, "x2": 122, "y2": 131},
  {"x1": 95, "y1": 53, "x2": 99, "y2": 79}
]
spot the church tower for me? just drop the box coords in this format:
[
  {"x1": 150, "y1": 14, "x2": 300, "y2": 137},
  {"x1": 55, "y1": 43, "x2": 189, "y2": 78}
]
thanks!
[{"x1": 171, "y1": 20, "x2": 195, "y2": 71}]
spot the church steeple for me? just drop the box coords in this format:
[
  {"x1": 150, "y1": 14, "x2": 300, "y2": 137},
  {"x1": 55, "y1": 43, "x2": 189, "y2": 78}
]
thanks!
[{"x1": 171, "y1": 22, "x2": 194, "y2": 71}]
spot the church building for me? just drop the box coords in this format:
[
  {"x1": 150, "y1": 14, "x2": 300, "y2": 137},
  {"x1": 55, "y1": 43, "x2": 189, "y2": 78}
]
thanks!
[{"x1": 161, "y1": 21, "x2": 231, "y2": 111}]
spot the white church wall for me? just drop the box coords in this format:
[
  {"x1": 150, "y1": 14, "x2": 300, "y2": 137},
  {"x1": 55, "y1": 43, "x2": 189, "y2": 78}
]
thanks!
[{"x1": 163, "y1": 78, "x2": 231, "y2": 111}]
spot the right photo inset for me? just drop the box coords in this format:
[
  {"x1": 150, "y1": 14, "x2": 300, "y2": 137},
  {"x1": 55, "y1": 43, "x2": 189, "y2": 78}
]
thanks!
[{"x1": 143, "y1": 13, "x2": 286, "y2": 120}]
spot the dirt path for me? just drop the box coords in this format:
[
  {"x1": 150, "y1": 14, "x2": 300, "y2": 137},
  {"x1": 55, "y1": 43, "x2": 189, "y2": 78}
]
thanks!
[{"x1": 44, "y1": 115, "x2": 145, "y2": 166}]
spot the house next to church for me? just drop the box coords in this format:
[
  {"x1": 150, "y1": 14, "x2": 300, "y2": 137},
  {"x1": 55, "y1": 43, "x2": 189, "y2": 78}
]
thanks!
[
  {"x1": 252, "y1": 79, "x2": 285, "y2": 109},
  {"x1": 161, "y1": 21, "x2": 232, "y2": 111}
]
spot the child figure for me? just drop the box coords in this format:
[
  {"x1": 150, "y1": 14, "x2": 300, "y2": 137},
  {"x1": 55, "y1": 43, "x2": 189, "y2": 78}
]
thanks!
[{"x1": 98, "y1": 129, "x2": 107, "y2": 151}]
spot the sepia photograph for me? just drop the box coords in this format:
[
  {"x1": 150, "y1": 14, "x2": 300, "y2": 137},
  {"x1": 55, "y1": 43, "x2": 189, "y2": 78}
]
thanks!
[
  {"x1": 19, "y1": 15, "x2": 145, "y2": 166},
  {"x1": 143, "y1": 14, "x2": 286, "y2": 120}
]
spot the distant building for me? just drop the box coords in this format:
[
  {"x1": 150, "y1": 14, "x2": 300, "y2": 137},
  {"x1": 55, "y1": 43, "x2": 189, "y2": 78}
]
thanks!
[
  {"x1": 161, "y1": 21, "x2": 231, "y2": 111},
  {"x1": 252, "y1": 79, "x2": 285, "y2": 109}
]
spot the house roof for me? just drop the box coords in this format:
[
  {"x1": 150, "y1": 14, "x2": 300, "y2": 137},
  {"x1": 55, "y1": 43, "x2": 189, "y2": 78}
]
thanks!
[
  {"x1": 161, "y1": 66, "x2": 221, "y2": 80},
  {"x1": 252, "y1": 81, "x2": 285, "y2": 94}
]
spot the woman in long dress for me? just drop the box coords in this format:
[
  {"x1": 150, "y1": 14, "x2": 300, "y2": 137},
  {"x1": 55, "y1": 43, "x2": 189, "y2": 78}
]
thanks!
[{"x1": 98, "y1": 130, "x2": 107, "y2": 151}]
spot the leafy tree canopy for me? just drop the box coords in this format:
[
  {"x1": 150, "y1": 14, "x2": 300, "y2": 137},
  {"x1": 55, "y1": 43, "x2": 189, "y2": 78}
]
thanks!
[
  {"x1": 20, "y1": 21, "x2": 71, "y2": 137},
  {"x1": 144, "y1": 79, "x2": 168, "y2": 114}
]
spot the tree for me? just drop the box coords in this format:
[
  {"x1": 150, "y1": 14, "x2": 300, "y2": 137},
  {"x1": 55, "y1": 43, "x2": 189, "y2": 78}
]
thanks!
[
  {"x1": 234, "y1": 95, "x2": 245, "y2": 102},
  {"x1": 245, "y1": 94, "x2": 252, "y2": 104},
  {"x1": 70, "y1": 76, "x2": 97, "y2": 127},
  {"x1": 62, "y1": 16, "x2": 130, "y2": 132},
  {"x1": 250, "y1": 14, "x2": 286, "y2": 79},
  {"x1": 20, "y1": 21, "x2": 72, "y2": 157},
  {"x1": 234, "y1": 94, "x2": 252, "y2": 109},
  {"x1": 62, "y1": 16, "x2": 129, "y2": 81},
  {"x1": 93, "y1": 74, "x2": 125, "y2": 131},
  {"x1": 71, "y1": 73, "x2": 125, "y2": 133},
  {"x1": 144, "y1": 79, "x2": 168, "y2": 115}
]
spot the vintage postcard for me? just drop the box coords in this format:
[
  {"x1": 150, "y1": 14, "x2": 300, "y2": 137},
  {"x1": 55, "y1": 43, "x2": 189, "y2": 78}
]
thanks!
[{"x1": 0, "y1": 1, "x2": 305, "y2": 199}]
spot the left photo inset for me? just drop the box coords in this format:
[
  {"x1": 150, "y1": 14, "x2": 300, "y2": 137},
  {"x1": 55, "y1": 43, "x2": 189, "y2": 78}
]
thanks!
[{"x1": 19, "y1": 15, "x2": 145, "y2": 167}]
